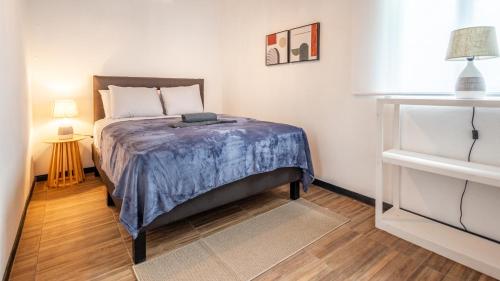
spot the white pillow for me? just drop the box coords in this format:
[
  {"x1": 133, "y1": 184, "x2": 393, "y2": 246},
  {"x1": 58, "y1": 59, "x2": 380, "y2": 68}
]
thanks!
[
  {"x1": 160, "y1": 85, "x2": 203, "y2": 115},
  {"x1": 98, "y1": 90, "x2": 111, "y2": 119},
  {"x1": 108, "y1": 85, "x2": 164, "y2": 119}
]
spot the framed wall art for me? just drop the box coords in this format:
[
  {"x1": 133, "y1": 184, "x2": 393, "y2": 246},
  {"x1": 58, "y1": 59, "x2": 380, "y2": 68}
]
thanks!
[
  {"x1": 266, "y1": 30, "x2": 289, "y2": 66},
  {"x1": 289, "y1": 23, "x2": 320, "y2": 63}
]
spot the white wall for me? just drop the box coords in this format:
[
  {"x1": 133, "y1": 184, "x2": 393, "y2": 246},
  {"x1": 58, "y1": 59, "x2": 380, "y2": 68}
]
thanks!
[
  {"x1": 221, "y1": 0, "x2": 379, "y2": 197},
  {"x1": 0, "y1": 0, "x2": 33, "y2": 276},
  {"x1": 220, "y1": 0, "x2": 500, "y2": 241},
  {"x1": 26, "y1": 0, "x2": 225, "y2": 175}
]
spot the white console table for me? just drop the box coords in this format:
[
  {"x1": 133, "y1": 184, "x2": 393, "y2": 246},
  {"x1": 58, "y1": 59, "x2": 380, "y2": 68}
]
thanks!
[{"x1": 375, "y1": 96, "x2": 500, "y2": 279}]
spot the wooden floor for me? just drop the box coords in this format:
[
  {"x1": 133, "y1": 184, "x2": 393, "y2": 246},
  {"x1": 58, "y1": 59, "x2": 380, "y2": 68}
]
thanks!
[{"x1": 9, "y1": 174, "x2": 497, "y2": 281}]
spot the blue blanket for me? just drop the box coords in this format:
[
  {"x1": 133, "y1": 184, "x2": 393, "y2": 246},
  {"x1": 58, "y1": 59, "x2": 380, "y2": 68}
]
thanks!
[{"x1": 99, "y1": 116, "x2": 314, "y2": 238}]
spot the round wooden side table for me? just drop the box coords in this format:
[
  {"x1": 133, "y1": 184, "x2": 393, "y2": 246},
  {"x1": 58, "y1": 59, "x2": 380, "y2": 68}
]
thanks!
[{"x1": 44, "y1": 135, "x2": 87, "y2": 188}]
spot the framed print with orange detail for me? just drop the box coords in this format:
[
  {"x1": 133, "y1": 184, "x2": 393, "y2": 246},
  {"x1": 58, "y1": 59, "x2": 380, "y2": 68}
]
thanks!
[
  {"x1": 289, "y1": 23, "x2": 320, "y2": 63},
  {"x1": 266, "y1": 30, "x2": 289, "y2": 66}
]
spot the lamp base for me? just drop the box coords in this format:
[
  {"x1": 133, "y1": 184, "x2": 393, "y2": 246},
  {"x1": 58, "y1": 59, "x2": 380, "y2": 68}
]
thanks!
[
  {"x1": 58, "y1": 126, "x2": 74, "y2": 140},
  {"x1": 455, "y1": 59, "x2": 486, "y2": 99}
]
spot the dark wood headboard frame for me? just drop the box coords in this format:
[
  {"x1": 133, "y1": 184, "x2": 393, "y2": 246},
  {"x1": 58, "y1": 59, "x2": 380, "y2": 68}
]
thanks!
[{"x1": 93, "y1": 75, "x2": 204, "y2": 122}]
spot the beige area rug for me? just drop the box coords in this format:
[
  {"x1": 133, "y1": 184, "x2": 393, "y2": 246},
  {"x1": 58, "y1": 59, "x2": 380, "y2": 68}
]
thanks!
[{"x1": 133, "y1": 199, "x2": 349, "y2": 281}]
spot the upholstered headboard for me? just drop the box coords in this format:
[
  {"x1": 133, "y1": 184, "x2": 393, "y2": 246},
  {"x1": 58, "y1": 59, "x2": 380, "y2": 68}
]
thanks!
[{"x1": 93, "y1": 75, "x2": 204, "y2": 121}]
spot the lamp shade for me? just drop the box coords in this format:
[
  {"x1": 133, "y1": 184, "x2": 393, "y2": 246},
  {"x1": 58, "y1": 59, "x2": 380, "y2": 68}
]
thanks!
[
  {"x1": 53, "y1": 99, "x2": 78, "y2": 118},
  {"x1": 446, "y1": 26, "x2": 499, "y2": 61}
]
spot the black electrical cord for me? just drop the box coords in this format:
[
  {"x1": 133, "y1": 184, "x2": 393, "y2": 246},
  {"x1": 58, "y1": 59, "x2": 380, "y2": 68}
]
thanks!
[
  {"x1": 460, "y1": 184, "x2": 470, "y2": 231},
  {"x1": 459, "y1": 107, "x2": 477, "y2": 231}
]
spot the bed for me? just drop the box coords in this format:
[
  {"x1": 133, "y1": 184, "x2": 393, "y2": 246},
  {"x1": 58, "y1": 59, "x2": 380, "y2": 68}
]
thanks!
[{"x1": 91, "y1": 75, "x2": 314, "y2": 264}]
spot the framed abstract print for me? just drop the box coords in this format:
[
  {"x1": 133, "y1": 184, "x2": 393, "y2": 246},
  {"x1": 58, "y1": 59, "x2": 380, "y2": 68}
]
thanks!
[
  {"x1": 289, "y1": 23, "x2": 320, "y2": 63},
  {"x1": 266, "y1": 30, "x2": 289, "y2": 66}
]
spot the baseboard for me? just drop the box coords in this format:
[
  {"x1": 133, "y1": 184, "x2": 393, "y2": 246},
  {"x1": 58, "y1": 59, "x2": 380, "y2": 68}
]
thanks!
[
  {"x1": 312, "y1": 179, "x2": 393, "y2": 211},
  {"x1": 35, "y1": 167, "x2": 96, "y2": 182},
  {"x1": 2, "y1": 178, "x2": 36, "y2": 281}
]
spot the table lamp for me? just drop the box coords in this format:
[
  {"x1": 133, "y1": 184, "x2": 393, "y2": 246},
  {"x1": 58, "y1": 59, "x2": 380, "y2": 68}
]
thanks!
[
  {"x1": 446, "y1": 26, "x2": 499, "y2": 99},
  {"x1": 53, "y1": 99, "x2": 78, "y2": 139}
]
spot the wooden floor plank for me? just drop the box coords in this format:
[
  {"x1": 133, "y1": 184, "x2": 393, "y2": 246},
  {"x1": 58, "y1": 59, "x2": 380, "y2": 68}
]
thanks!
[
  {"x1": 406, "y1": 265, "x2": 445, "y2": 281},
  {"x1": 321, "y1": 236, "x2": 391, "y2": 280},
  {"x1": 8, "y1": 175, "x2": 495, "y2": 281},
  {"x1": 365, "y1": 252, "x2": 421, "y2": 281}
]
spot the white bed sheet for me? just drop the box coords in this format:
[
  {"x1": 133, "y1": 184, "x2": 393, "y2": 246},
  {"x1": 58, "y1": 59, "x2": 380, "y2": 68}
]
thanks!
[{"x1": 93, "y1": 115, "x2": 180, "y2": 150}]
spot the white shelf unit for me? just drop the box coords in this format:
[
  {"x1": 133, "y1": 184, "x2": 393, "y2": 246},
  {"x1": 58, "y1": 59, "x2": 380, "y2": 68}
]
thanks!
[{"x1": 376, "y1": 96, "x2": 500, "y2": 279}]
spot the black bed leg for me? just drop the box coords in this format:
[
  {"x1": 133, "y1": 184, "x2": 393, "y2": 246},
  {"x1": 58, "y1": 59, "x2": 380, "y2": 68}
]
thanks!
[
  {"x1": 106, "y1": 192, "x2": 115, "y2": 207},
  {"x1": 94, "y1": 167, "x2": 100, "y2": 177},
  {"x1": 133, "y1": 231, "x2": 146, "y2": 264},
  {"x1": 290, "y1": 181, "x2": 300, "y2": 200}
]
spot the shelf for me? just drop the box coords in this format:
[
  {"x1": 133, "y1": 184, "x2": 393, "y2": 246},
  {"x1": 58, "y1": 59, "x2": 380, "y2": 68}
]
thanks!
[
  {"x1": 383, "y1": 149, "x2": 500, "y2": 187},
  {"x1": 378, "y1": 208, "x2": 500, "y2": 279},
  {"x1": 377, "y1": 96, "x2": 500, "y2": 108},
  {"x1": 376, "y1": 97, "x2": 500, "y2": 278}
]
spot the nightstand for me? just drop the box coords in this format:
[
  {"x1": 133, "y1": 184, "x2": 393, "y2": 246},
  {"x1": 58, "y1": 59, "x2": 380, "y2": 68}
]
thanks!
[{"x1": 44, "y1": 135, "x2": 87, "y2": 188}]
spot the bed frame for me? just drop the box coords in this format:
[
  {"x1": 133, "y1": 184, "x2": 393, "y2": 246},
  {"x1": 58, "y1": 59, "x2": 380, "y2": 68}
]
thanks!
[{"x1": 91, "y1": 75, "x2": 302, "y2": 264}]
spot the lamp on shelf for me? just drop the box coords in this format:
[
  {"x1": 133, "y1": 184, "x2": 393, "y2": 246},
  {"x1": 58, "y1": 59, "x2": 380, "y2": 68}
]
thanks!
[
  {"x1": 53, "y1": 99, "x2": 78, "y2": 140},
  {"x1": 446, "y1": 26, "x2": 499, "y2": 99}
]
